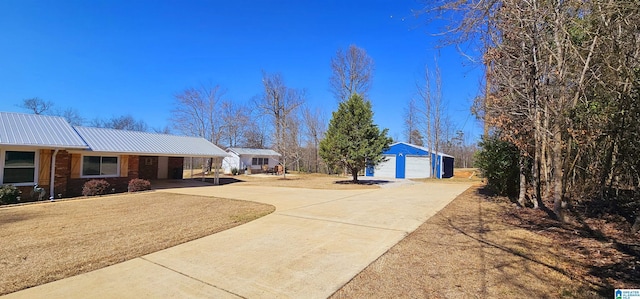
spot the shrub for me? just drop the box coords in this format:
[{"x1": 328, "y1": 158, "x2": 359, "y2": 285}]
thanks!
[
  {"x1": 0, "y1": 185, "x2": 21, "y2": 205},
  {"x1": 231, "y1": 167, "x2": 239, "y2": 175},
  {"x1": 82, "y1": 179, "x2": 110, "y2": 196},
  {"x1": 128, "y1": 178, "x2": 151, "y2": 192},
  {"x1": 474, "y1": 135, "x2": 520, "y2": 197}
]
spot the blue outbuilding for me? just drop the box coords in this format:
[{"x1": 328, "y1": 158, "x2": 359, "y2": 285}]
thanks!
[{"x1": 366, "y1": 142, "x2": 454, "y2": 179}]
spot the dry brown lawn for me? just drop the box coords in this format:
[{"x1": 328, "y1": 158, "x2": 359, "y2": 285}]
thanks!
[
  {"x1": 0, "y1": 192, "x2": 274, "y2": 295},
  {"x1": 331, "y1": 185, "x2": 605, "y2": 299}
]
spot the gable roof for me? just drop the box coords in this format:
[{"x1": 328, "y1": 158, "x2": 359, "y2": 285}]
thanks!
[
  {"x1": 227, "y1": 147, "x2": 281, "y2": 157},
  {"x1": 74, "y1": 126, "x2": 227, "y2": 157},
  {"x1": 389, "y1": 142, "x2": 454, "y2": 158},
  {"x1": 0, "y1": 112, "x2": 88, "y2": 149}
]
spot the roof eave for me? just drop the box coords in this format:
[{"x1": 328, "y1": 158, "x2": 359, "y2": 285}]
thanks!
[
  {"x1": 0, "y1": 143, "x2": 89, "y2": 150},
  {"x1": 77, "y1": 150, "x2": 229, "y2": 158}
]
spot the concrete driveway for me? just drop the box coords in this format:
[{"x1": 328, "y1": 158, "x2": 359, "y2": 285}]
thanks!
[{"x1": 4, "y1": 181, "x2": 472, "y2": 299}]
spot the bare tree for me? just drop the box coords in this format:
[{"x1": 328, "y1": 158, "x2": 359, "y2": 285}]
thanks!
[
  {"x1": 220, "y1": 100, "x2": 250, "y2": 148},
  {"x1": 243, "y1": 123, "x2": 268, "y2": 148},
  {"x1": 255, "y1": 71, "x2": 305, "y2": 178},
  {"x1": 302, "y1": 106, "x2": 326, "y2": 173},
  {"x1": 329, "y1": 44, "x2": 375, "y2": 102},
  {"x1": 404, "y1": 98, "x2": 423, "y2": 145},
  {"x1": 92, "y1": 115, "x2": 148, "y2": 131},
  {"x1": 171, "y1": 84, "x2": 225, "y2": 145},
  {"x1": 152, "y1": 126, "x2": 172, "y2": 134},
  {"x1": 285, "y1": 113, "x2": 303, "y2": 172},
  {"x1": 51, "y1": 107, "x2": 84, "y2": 126},
  {"x1": 417, "y1": 63, "x2": 445, "y2": 179},
  {"x1": 19, "y1": 97, "x2": 53, "y2": 115}
]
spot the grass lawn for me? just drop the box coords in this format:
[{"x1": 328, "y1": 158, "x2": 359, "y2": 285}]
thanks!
[{"x1": 0, "y1": 192, "x2": 274, "y2": 295}]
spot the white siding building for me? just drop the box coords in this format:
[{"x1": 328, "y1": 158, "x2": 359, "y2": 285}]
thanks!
[{"x1": 222, "y1": 148, "x2": 281, "y2": 174}]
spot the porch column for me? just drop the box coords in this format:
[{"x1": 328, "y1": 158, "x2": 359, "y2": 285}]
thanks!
[{"x1": 214, "y1": 157, "x2": 220, "y2": 185}]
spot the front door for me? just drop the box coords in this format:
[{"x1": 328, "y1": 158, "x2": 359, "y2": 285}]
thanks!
[{"x1": 157, "y1": 156, "x2": 168, "y2": 179}]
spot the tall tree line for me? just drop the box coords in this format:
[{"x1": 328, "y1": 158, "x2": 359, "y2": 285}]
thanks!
[{"x1": 423, "y1": 0, "x2": 640, "y2": 219}]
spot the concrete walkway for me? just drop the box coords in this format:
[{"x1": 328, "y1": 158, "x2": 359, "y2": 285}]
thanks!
[{"x1": 5, "y1": 182, "x2": 472, "y2": 299}]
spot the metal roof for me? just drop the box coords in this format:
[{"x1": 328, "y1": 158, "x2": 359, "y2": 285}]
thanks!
[
  {"x1": 389, "y1": 142, "x2": 454, "y2": 158},
  {"x1": 0, "y1": 112, "x2": 88, "y2": 148},
  {"x1": 227, "y1": 147, "x2": 281, "y2": 157},
  {"x1": 74, "y1": 126, "x2": 228, "y2": 157}
]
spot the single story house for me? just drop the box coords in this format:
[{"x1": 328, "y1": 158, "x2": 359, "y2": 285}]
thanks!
[
  {"x1": 0, "y1": 111, "x2": 228, "y2": 201},
  {"x1": 365, "y1": 142, "x2": 454, "y2": 179},
  {"x1": 222, "y1": 147, "x2": 281, "y2": 174}
]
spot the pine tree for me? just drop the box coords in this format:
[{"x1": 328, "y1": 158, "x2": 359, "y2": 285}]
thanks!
[{"x1": 319, "y1": 94, "x2": 392, "y2": 182}]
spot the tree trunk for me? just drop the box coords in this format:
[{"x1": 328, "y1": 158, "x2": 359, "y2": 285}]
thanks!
[
  {"x1": 532, "y1": 107, "x2": 542, "y2": 209},
  {"x1": 518, "y1": 154, "x2": 527, "y2": 207},
  {"x1": 352, "y1": 168, "x2": 359, "y2": 182},
  {"x1": 542, "y1": 104, "x2": 551, "y2": 202},
  {"x1": 552, "y1": 123, "x2": 565, "y2": 221}
]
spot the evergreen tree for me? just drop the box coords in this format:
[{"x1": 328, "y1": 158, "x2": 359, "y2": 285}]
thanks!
[{"x1": 319, "y1": 94, "x2": 392, "y2": 182}]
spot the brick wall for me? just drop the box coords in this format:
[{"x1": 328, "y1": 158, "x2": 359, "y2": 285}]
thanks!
[
  {"x1": 128, "y1": 155, "x2": 139, "y2": 179},
  {"x1": 138, "y1": 156, "x2": 158, "y2": 180},
  {"x1": 54, "y1": 150, "x2": 70, "y2": 198}
]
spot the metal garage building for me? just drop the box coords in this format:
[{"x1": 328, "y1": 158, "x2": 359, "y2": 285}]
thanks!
[{"x1": 365, "y1": 142, "x2": 454, "y2": 179}]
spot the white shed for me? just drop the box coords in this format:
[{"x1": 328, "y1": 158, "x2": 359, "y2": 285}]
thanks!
[{"x1": 222, "y1": 148, "x2": 281, "y2": 174}]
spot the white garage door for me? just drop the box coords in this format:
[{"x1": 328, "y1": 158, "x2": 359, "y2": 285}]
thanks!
[
  {"x1": 375, "y1": 155, "x2": 396, "y2": 178},
  {"x1": 405, "y1": 155, "x2": 431, "y2": 179}
]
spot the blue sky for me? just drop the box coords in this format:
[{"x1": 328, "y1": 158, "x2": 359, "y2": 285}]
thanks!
[{"x1": 0, "y1": 0, "x2": 483, "y2": 144}]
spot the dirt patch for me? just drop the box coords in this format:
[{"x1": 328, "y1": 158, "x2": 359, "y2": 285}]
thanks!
[
  {"x1": 331, "y1": 185, "x2": 606, "y2": 298},
  {"x1": 453, "y1": 167, "x2": 480, "y2": 179},
  {"x1": 0, "y1": 192, "x2": 274, "y2": 295}
]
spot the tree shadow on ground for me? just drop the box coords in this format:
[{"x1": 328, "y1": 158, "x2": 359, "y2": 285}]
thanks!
[
  {"x1": 151, "y1": 177, "x2": 245, "y2": 190},
  {"x1": 487, "y1": 187, "x2": 640, "y2": 296},
  {"x1": 334, "y1": 179, "x2": 391, "y2": 186}
]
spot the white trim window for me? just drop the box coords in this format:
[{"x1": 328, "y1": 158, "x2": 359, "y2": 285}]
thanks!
[
  {"x1": 251, "y1": 157, "x2": 268, "y2": 166},
  {"x1": 82, "y1": 155, "x2": 119, "y2": 178},
  {"x1": 1, "y1": 150, "x2": 38, "y2": 186}
]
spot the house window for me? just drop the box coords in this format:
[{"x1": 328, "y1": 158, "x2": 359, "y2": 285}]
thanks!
[
  {"x1": 3, "y1": 151, "x2": 36, "y2": 184},
  {"x1": 251, "y1": 157, "x2": 268, "y2": 166},
  {"x1": 82, "y1": 156, "x2": 119, "y2": 177}
]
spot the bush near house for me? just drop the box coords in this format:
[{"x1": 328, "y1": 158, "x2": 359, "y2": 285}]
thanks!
[
  {"x1": 128, "y1": 179, "x2": 151, "y2": 192},
  {"x1": 82, "y1": 179, "x2": 111, "y2": 196},
  {"x1": 0, "y1": 185, "x2": 20, "y2": 205},
  {"x1": 231, "y1": 167, "x2": 239, "y2": 175}
]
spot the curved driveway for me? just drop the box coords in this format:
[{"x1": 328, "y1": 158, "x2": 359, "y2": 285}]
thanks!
[{"x1": 5, "y1": 181, "x2": 472, "y2": 299}]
